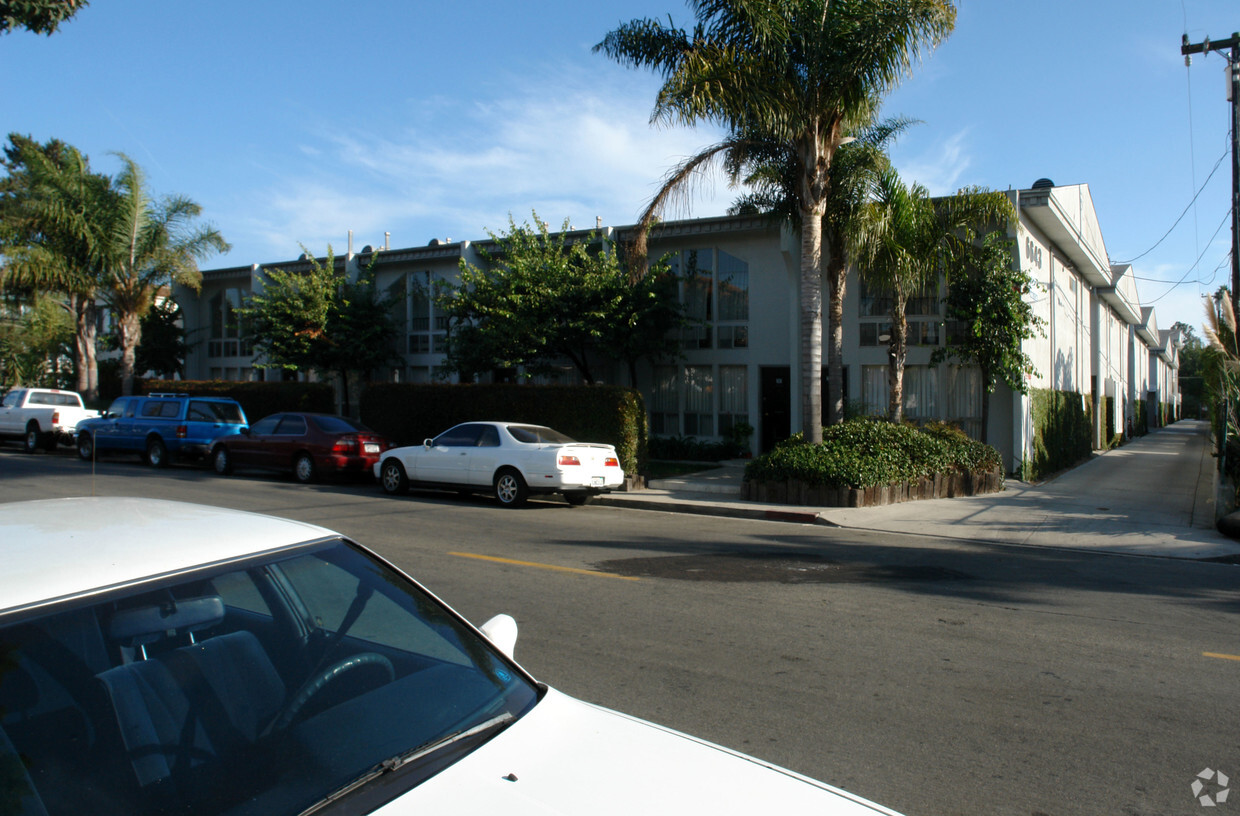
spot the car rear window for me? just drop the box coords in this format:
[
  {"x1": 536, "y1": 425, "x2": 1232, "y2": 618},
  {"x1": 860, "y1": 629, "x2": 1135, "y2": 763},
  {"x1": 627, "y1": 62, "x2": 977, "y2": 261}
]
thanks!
[
  {"x1": 506, "y1": 425, "x2": 576, "y2": 444},
  {"x1": 188, "y1": 401, "x2": 245, "y2": 424},
  {"x1": 309, "y1": 415, "x2": 370, "y2": 434}
]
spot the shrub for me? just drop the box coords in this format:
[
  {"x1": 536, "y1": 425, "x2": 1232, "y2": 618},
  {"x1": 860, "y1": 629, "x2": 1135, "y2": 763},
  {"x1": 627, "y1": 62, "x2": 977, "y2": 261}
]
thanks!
[
  {"x1": 744, "y1": 417, "x2": 1001, "y2": 489},
  {"x1": 142, "y1": 379, "x2": 335, "y2": 422}
]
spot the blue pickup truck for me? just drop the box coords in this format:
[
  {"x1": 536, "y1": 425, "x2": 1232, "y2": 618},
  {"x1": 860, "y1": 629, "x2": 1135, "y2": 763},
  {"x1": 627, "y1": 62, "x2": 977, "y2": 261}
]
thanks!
[{"x1": 76, "y1": 392, "x2": 249, "y2": 467}]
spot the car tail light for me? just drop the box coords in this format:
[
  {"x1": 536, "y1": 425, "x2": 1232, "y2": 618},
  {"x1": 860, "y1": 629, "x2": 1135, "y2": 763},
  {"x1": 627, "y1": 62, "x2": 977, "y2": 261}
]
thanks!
[
  {"x1": 176, "y1": 425, "x2": 187, "y2": 439},
  {"x1": 558, "y1": 454, "x2": 581, "y2": 467},
  {"x1": 333, "y1": 435, "x2": 358, "y2": 454},
  {"x1": 51, "y1": 409, "x2": 60, "y2": 424},
  {"x1": 604, "y1": 457, "x2": 619, "y2": 467}
]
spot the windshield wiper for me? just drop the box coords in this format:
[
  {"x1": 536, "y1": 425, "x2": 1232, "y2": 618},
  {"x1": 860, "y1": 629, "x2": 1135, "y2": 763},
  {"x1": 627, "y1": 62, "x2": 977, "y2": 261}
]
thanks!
[{"x1": 296, "y1": 713, "x2": 515, "y2": 816}]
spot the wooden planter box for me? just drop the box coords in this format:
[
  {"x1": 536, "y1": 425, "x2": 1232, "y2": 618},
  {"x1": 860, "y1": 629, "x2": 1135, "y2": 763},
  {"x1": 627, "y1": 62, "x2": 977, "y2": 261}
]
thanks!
[{"x1": 741, "y1": 467, "x2": 1004, "y2": 508}]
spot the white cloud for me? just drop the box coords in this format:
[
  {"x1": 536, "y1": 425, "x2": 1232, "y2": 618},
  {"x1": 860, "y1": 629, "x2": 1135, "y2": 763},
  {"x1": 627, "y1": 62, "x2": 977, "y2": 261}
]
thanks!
[
  {"x1": 230, "y1": 61, "x2": 741, "y2": 261},
  {"x1": 890, "y1": 128, "x2": 973, "y2": 195}
]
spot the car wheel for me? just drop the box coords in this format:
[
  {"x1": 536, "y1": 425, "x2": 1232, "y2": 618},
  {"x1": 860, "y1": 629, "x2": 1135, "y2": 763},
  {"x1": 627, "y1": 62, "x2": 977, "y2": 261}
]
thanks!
[
  {"x1": 564, "y1": 492, "x2": 593, "y2": 506},
  {"x1": 493, "y1": 468, "x2": 529, "y2": 508},
  {"x1": 379, "y1": 459, "x2": 408, "y2": 495},
  {"x1": 294, "y1": 452, "x2": 316, "y2": 484},
  {"x1": 23, "y1": 423, "x2": 41, "y2": 454},
  {"x1": 212, "y1": 446, "x2": 232, "y2": 475},
  {"x1": 146, "y1": 437, "x2": 168, "y2": 468},
  {"x1": 77, "y1": 433, "x2": 94, "y2": 461}
]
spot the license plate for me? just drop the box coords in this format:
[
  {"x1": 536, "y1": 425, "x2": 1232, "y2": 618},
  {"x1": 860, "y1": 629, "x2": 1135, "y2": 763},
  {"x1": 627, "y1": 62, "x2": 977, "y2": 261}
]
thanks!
[
  {"x1": 591, "y1": 476, "x2": 604, "y2": 486},
  {"x1": 363, "y1": 443, "x2": 380, "y2": 454}
]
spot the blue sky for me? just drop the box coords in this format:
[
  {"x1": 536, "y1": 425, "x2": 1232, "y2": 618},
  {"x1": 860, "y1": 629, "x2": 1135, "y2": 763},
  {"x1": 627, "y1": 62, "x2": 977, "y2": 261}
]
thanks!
[{"x1": 2, "y1": 0, "x2": 1237, "y2": 334}]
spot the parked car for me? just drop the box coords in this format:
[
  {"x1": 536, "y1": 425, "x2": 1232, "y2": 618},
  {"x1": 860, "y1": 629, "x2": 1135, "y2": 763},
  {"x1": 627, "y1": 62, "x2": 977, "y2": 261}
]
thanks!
[
  {"x1": 0, "y1": 497, "x2": 907, "y2": 816},
  {"x1": 0, "y1": 387, "x2": 98, "y2": 453},
  {"x1": 209, "y1": 412, "x2": 391, "y2": 483},
  {"x1": 75, "y1": 392, "x2": 248, "y2": 467},
  {"x1": 376, "y1": 421, "x2": 625, "y2": 507}
]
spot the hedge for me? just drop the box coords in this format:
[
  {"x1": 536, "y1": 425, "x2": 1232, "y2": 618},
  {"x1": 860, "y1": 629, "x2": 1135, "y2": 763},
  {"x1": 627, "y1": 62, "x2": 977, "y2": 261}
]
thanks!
[
  {"x1": 359, "y1": 383, "x2": 647, "y2": 476},
  {"x1": 1024, "y1": 388, "x2": 1092, "y2": 481},
  {"x1": 743, "y1": 417, "x2": 1001, "y2": 490},
  {"x1": 142, "y1": 379, "x2": 335, "y2": 423}
]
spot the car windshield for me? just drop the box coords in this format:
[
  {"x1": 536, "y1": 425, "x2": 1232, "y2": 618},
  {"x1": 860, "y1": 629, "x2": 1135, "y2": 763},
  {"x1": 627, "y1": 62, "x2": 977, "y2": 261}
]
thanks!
[
  {"x1": 505, "y1": 425, "x2": 576, "y2": 444},
  {"x1": 0, "y1": 540, "x2": 539, "y2": 816}
]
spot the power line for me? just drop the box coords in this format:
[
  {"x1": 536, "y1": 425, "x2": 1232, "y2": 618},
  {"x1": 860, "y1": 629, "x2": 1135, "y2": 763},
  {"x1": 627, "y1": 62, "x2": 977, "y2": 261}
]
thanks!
[
  {"x1": 1144, "y1": 207, "x2": 1233, "y2": 304},
  {"x1": 1114, "y1": 146, "x2": 1227, "y2": 265}
]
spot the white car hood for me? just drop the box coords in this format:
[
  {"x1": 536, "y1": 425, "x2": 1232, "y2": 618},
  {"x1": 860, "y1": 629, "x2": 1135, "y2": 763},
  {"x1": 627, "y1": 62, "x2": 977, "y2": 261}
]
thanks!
[{"x1": 376, "y1": 688, "x2": 904, "y2": 816}]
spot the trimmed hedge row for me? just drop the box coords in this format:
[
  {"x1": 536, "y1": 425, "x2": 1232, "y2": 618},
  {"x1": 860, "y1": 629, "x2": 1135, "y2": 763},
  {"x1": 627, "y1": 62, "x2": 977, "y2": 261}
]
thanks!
[
  {"x1": 743, "y1": 417, "x2": 1002, "y2": 490},
  {"x1": 142, "y1": 379, "x2": 335, "y2": 423},
  {"x1": 359, "y1": 383, "x2": 647, "y2": 476}
]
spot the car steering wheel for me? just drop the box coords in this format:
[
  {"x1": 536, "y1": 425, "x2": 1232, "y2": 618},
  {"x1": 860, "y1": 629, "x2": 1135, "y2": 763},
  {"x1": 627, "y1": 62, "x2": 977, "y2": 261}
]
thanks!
[{"x1": 272, "y1": 652, "x2": 395, "y2": 731}]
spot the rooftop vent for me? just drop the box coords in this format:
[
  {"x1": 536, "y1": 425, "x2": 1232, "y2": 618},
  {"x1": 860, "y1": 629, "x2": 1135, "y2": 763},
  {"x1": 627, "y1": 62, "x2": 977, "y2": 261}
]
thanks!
[{"x1": 1031, "y1": 178, "x2": 1055, "y2": 189}]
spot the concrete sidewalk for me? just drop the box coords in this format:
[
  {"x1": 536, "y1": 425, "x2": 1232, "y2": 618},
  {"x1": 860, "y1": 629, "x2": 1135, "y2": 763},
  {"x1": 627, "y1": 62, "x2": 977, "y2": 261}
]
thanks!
[{"x1": 598, "y1": 420, "x2": 1240, "y2": 562}]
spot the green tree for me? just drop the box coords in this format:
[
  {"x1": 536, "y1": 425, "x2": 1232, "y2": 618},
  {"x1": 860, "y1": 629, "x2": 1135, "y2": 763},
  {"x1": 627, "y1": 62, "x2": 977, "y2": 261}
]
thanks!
[
  {"x1": 97, "y1": 155, "x2": 229, "y2": 396},
  {"x1": 931, "y1": 232, "x2": 1044, "y2": 442},
  {"x1": 133, "y1": 297, "x2": 188, "y2": 380},
  {"x1": 240, "y1": 246, "x2": 399, "y2": 414},
  {"x1": 439, "y1": 214, "x2": 682, "y2": 384},
  {"x1": 0, "y1": 133, "x2": 111, "y2": 399},
  {"x1": 1171, "y1": 321, "x2": 1205, "y2": 419},
  {"x1": 0, "y1": 293, "x2": 74, "y2": 390},
  {"x1": 850, "y1": 167, "x2": 1015, "y2": 422},
  {"x1": 597, "y1": 0, "x2": 957, "y2": 442},
  {"x1": 1, "y1": 0, "x2": 88, "y2": 35}
]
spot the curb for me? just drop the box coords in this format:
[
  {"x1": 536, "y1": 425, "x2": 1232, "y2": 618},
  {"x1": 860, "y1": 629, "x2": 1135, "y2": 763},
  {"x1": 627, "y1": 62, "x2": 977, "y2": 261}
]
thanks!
[{"x1": 597, "y1": 493, "x2": 828, "y2": 526}]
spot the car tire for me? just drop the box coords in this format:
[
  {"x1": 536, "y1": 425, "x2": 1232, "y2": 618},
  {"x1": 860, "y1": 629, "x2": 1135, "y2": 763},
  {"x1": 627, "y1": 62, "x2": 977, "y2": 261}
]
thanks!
[
  {"x1": 564, "y1": 492, "x2": 593, "y2": 506},
  {"x1": 294, "y1": 452, "x2": 316, "y2": 484},
  {"x1": 23, "y1": 423, "x2": 41, "y2": 454},
  {"x1": 493, "y1": 468, "x2": 529, "y2": 508},
  {"x1": 212, "y1": 446, "x2": 232, "y2": 475},
  {"x1": 146, "y1": 437, "x2": 168, "y2": 468},
  {"x1": 379, "y1": 459, "x2": 408, "y2": 495},
  {"x1": 77, "y1": 433, "x2": 94, "y2": 461}
]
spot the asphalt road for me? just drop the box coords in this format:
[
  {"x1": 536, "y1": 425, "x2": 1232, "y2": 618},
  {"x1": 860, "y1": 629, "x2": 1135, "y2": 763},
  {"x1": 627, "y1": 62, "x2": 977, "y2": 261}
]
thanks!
[{"x1": 2, "y1": 446, "x2": 1237, "y2": 816}]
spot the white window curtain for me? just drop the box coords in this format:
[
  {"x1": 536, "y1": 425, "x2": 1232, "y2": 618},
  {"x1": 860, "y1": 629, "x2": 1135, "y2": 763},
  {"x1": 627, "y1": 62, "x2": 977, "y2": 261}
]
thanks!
[
  {"x1": 683, "y1": 365, "x2": 714, "y2": 436},
  {"x1": 942, "y1": 366, "x2": 982, "y2": 439},
  {"x1": 862, "y1": 366, "x2": 888, "y2": 417},
  {"x1": 902, "y1": 366, "x2": 938, "y2": 421},
  {"x1": 651, "y1": 366, "x2": 679, "y2": 435}
]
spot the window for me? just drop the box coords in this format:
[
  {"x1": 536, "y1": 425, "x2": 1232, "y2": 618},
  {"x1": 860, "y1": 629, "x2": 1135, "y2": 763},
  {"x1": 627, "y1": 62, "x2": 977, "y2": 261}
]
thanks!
[
  {"x1": 668, "y1": 248, "x2": 749, "y2": 350},
  {"x1": 434, "y1": 424, "x2": 484, "y2": 447},
  {"x1": 142, "y1": 400, "x2": 181, "y2": 418},
  {"x1": 208, "y1": 287, "x2": 250, "y2": 358},
  {"x1": 683, "y1": 365, "x2": 714, "y2": 436},
  {"x1": 250, "y1": 415, "x2": 280, "y2": 435},
  {"x1": 718, "y1": 365, "x2": 748, "y2": 436},
  {"x1": 408, "y1": 272, "x2": 448, "y2": 356},
  {"x1": 650, "y1": 366, "x2": 679, "y2": 435},
  {"x1": 275, "y1": 415, "x2": 307, "y2": 435}
]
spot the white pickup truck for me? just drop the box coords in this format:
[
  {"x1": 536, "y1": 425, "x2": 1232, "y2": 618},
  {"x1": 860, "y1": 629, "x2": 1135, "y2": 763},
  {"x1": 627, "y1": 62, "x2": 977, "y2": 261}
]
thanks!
[{"x1": 0, "y1": 388, "x2": 99, "y2": 453}]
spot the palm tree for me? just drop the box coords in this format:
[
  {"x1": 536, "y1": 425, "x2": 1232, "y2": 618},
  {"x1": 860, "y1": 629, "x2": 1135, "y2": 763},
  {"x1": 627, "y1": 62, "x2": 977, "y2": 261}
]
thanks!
[
  {"x1": 850, "y1": 166, "x2": 1015, "y2": 422},
  {"x1": 98, "y1": 155, "x2": 229, "y2": 396},
  {"x1": 728, "y1": 110, "x2": 916, "y2": 425},
  {"x1": 0, "y1": 135, "x2": 111, "y2": 399},
  {"x1": 597, "y1": 0, "x2": 957, "y2": 443}
]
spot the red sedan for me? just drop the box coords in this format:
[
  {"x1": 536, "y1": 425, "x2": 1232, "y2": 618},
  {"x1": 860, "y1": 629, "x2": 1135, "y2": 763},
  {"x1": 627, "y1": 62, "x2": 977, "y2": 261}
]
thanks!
[{"x1": 209, "y1": 412, "x2": 390, "y2": 483}]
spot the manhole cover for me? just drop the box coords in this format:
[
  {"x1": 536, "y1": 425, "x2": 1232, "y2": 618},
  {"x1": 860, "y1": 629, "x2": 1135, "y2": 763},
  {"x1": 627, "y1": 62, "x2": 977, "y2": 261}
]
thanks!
[{"x1": 595, "y1": 552, "x2": 972, "y2": 584}]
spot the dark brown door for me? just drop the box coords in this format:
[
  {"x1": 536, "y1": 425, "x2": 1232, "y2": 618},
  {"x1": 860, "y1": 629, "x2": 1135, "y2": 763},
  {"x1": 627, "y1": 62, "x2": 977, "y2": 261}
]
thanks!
[{"x1": 760, "y1": 366, "x2": 791, "y2": 452}]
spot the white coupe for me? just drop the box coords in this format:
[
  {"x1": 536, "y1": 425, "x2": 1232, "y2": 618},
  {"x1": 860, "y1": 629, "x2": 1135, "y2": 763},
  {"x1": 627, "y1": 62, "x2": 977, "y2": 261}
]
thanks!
[
  {"x1": 0, "y1": 498, "x2": 907, "y2": 816},
  {"x1": 375, "y1": 421, "x2": 626, "y2": 507}
]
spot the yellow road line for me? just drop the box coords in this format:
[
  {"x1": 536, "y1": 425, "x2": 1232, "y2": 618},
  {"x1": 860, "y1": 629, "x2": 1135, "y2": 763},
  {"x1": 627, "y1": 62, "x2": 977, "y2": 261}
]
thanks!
[
  {"x1": 448, "y1": 552, "x2": 640, "y2": 581},
  {"x1": 1203, "y1": 652, "x2": 1240, "y2": 662}
]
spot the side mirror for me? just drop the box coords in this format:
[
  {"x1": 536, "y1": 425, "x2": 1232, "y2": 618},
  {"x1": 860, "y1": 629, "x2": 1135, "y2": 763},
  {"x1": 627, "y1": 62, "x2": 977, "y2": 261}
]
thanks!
[
  {"x1": 479, "y1": 614, "x2": 518, "y2": 659},
  {"x1": 423, "y1": 438, "x2": 434, "y2": 449}
]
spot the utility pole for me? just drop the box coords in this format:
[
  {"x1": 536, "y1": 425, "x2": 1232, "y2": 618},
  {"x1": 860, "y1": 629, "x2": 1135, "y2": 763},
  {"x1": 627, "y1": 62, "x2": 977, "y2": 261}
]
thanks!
[{"x1": 1181, "y1": 32, "x2": 1240, "y2": 316}]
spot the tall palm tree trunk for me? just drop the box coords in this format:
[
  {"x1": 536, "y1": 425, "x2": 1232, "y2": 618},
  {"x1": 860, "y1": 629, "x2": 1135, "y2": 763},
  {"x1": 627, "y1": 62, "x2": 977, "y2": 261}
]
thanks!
[
  {"x1": 825, "y1": 247, "x2": 847, "y2": 425},
  {"x1": 72, "y1": 296, "x2": 98, "y2": 401},
  {"x1": 887, "y1": 290, "x2": 908, "y2": 422},
  {"x1": 800, "y1": 204, "x2": 826, "y2": 442},
  {"x1": 117, "y1": 313, "x2": 141, "y2": 396}
]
